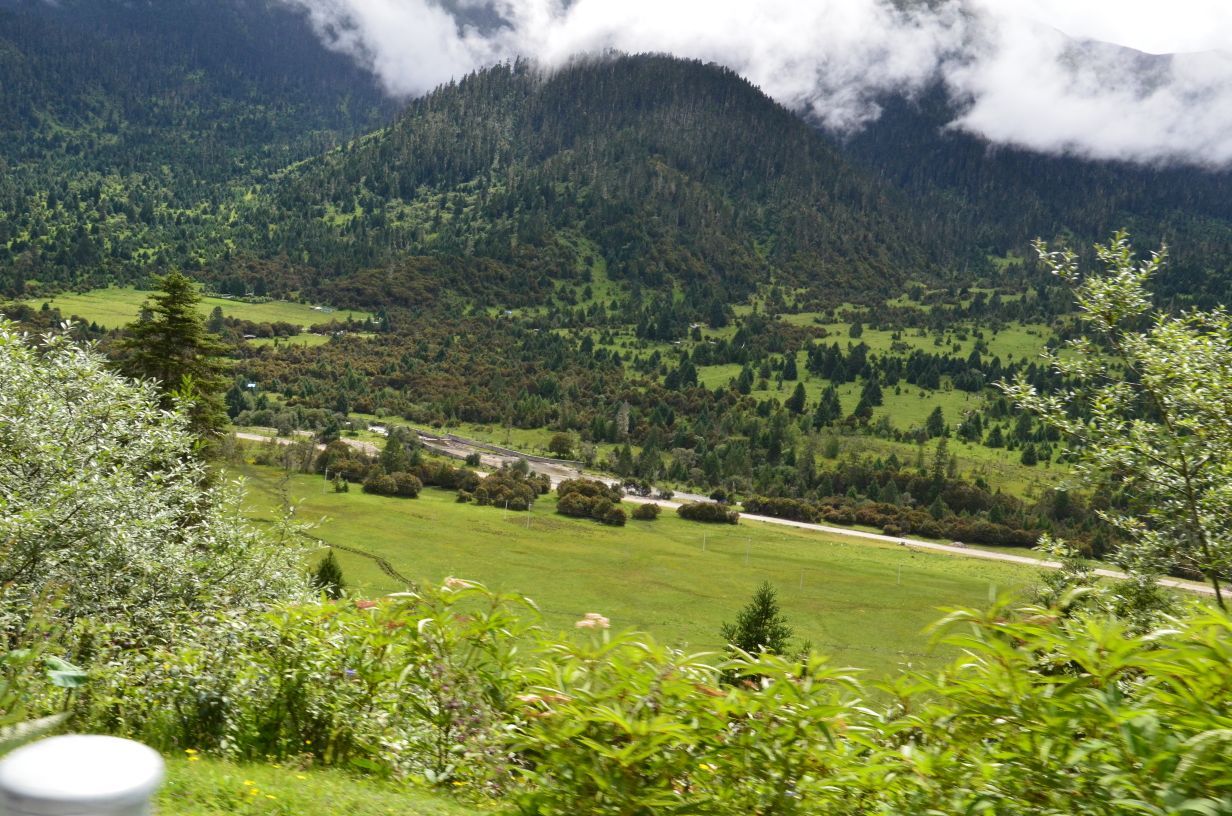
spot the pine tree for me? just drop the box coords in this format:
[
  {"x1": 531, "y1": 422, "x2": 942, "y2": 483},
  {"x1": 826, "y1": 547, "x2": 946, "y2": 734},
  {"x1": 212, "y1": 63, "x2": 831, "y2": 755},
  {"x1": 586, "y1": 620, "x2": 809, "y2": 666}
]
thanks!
[
  {"x1": 312, "y1": 549, "x2": 346, "y2": 599},
  {"x1": 785, "y1": 382, "x2": 807, "y2": 414},
  {"x1": 925, "y1": 406, "x2": 946, "y2": 439},
  {"x1": 118, "y1": 271, "x2": 230, "y2": 439},
  {"x1": 860, "y1": 377, "x2": 884, "y2": 407},
  {"x1": 720, "y1": 581, "x2": 793, "y2": 657},
  {"x1": 380, "y1": 427, "x2": 420, "y2": 472},
  {"x1": 813, "y1": 384, "x2": 842, "y2": 428},
  {"x1": 782, "y1": 353, "x2": 798, "y2": 381},
  {"x1": 985, "y1": 425, "x2": 1006, "y2": 448}
]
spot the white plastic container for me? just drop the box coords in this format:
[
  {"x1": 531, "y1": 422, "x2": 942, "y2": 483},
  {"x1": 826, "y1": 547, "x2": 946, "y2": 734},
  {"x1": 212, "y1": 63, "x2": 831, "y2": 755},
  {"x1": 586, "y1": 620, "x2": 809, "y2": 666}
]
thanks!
[{"x1": 0, "y1": 735, "x2": 164, "y2": 816}]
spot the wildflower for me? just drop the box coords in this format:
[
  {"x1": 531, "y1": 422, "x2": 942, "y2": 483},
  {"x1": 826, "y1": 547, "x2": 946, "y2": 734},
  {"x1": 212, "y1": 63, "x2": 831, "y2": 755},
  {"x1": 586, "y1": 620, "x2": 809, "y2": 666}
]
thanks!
[
  {"x1": 184, "y1": 749, "x2": 198, "y2": 755},
  {"x1": 295, "y1": 775, "x2": 307, "y2": 781},
  {"x1": 576, "y1": 612, "x2": 610, "y2": 629}
]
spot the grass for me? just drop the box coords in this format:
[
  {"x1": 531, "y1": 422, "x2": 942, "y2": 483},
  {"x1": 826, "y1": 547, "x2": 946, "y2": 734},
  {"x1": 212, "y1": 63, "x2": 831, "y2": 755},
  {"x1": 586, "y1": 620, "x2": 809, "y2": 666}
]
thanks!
[
  {"x1": 25, "y1": 286, "x2": 372, "y2": 330},
  {"x1": 234, "y1": 464, "x2": 1036, "y2": 676},
  {"x1": 246, "y1": 334, "x2": 333, "y2": 348},
  {"x1": 160, "y1": 757, "x2": 481, "y2": 816}
]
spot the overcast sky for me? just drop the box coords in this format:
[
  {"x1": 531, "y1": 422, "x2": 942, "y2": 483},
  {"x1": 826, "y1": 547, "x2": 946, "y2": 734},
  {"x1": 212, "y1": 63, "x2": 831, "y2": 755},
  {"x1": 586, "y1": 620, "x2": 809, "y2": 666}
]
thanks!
[{"x1": 279, "y1": 0, "x2": 1232, "y2": 168}]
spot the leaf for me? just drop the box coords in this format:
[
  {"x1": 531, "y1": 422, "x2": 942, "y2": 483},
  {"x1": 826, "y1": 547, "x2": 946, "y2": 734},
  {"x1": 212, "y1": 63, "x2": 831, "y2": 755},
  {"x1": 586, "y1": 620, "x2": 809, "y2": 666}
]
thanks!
[{"x1": 44, "y1": 656, "x2": 88, "y2": 689}]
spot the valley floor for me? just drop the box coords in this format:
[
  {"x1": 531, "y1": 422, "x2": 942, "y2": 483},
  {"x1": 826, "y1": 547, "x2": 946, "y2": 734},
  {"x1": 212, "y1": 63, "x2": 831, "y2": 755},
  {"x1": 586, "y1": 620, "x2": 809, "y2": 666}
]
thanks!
[{"x1": 234, "y1": 462, "x2": 1035, "y2": 676}]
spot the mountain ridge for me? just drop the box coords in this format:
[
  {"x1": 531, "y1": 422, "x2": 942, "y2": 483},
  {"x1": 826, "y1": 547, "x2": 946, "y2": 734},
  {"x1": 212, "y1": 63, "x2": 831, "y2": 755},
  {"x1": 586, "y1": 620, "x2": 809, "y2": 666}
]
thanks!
[{"x1": 2, "y1": 0, "x2": 1232, "y2": 309}]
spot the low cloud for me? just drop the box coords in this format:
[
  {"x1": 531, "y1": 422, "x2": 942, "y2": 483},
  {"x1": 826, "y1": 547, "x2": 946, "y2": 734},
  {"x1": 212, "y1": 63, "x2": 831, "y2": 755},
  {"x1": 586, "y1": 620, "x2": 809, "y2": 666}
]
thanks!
[{"x1": 278, "y1": 0, "x2": 1232, "y2": 167}]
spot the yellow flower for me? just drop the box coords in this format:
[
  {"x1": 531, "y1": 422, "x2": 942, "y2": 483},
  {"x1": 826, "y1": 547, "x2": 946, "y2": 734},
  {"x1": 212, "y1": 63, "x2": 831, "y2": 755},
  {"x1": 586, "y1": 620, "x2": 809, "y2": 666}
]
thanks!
[
  {"x1": 265, "y1": 794, "x2": 276, "y2": 800},
  {"x1": 243, "y1": 781, "x2": 255, "y2": 787},
  {"x1": 295, "y1": 774, "x2": 308, "y2": 780}
]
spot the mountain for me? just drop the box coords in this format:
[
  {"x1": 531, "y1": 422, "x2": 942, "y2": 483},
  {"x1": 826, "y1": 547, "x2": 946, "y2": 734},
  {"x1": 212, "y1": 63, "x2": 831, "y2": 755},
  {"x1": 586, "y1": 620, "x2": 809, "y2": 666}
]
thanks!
[
  {"x1": 0, "y1": 0, "x2": 392, "y2": 293},
  {"x1": 3, "y1": 2, "x2": 1232, "y2": 310},
  {"x1": 840, "y1": 87, "x2": 1232, "y2": 305},
  {"x1": 248, "y1": 55, "x2": 950, "y2": 311}
]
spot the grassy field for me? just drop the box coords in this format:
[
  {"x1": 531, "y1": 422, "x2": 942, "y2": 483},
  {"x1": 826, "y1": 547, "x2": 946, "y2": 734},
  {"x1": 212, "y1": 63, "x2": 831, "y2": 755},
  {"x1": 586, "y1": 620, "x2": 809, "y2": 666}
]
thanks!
[
  {"x1": 26, "y1": 286, "x2": 371, "y2": 329},
  {"x1": 160, "y1": 757, "x2": 479, "y2": 816},
  {"x1": 234, "y1": 464, "x2": 1035, "y2": 676}
]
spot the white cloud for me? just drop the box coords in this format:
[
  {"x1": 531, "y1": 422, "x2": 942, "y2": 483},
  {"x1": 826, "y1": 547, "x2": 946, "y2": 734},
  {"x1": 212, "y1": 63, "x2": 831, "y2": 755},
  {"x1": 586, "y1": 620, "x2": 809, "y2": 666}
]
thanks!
[
  {"x1": 278, "y1": 0, "x2": 1232, "y2": 167},
  {"x1": 977, "y1": 0, "x2": 1232, "y2": 55}
]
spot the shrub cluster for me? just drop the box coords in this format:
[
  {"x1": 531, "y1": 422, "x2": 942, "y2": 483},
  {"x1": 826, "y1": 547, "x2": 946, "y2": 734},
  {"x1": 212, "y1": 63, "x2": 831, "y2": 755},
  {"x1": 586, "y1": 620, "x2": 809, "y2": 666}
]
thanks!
[
  {"x1": 556, "y1": 479, "x2": 627, "y2": 526},
  {"x1": 743, "y1": 494, "x2": 1039, "y2": 547},
  {"x1": 470, "y1": 467, "x2": 549, "y2": 511},
  {"x1": 361, "y1": 469, "x2": 423, "y2": 498},
  {"x1": 676, "y1": 501, "x2": 740, "y2": 524},
  {"x1": 315, "y1": 441, "x2": 482, "y2": 497},
  {"x1": 630, "y1": 502, "x2": 661, "y2": 521},
  {"x1": 816, "y1": 498, "x2": 1039, "y2": 547},
  {"x1": 742, "y1": 495, "x2": 819, "y2": 523}
]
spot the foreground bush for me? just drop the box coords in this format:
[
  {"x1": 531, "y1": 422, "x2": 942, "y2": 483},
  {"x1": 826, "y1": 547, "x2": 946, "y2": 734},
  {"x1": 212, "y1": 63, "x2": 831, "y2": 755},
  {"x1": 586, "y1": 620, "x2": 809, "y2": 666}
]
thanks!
[
  {"x1": 511, "y1": 602, "x2": 1232, "y2": 814},
  {"x1": 0, "y1": 320, "x2": 307, "y2": 641},
  {"x1": 70, "y1": 580, "x2": 538, "y2": 789},
  {"x1": 59, "y1": 579, "x2": 1232, "y2": 813}
]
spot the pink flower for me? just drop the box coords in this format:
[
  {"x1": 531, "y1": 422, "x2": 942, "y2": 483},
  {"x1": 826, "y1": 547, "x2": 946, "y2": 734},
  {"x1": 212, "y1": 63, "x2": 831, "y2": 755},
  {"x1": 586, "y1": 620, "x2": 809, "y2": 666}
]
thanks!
[{"x1": 575, "y1": 612, "x2": 610, "y2": 629}]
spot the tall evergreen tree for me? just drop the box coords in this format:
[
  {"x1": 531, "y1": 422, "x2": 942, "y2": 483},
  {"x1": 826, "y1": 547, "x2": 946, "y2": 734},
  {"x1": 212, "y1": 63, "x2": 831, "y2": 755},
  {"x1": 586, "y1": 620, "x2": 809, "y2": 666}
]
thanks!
[
  {"x1": 117, "y1": 271, "x2": 230, "y2": 440},
  {"x1": 782, "y1": 353, "x2": 799, "y2": 381},
  {"x1": 924, "y1": 406, "x2": 947, "y2": 439},
  {"x1": 785, "y1": 382, "x2": 807, "y2": 414},
  {"x1": 720, "y1": 581, "x2": 793, "y2": 657},
  {"x1": 813, "y1": 384, "x2": 842, "y2": 428},
  {"x1": 312, "y1": 549, "x2": 346, "y2": 599}
]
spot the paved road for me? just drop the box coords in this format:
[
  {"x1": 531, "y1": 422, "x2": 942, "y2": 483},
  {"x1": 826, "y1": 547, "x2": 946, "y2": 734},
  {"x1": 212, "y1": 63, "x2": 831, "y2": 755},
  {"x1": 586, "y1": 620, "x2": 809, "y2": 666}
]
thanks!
[{"x1": 232, "y1": 429, "x2": 1216, "y2": 597}]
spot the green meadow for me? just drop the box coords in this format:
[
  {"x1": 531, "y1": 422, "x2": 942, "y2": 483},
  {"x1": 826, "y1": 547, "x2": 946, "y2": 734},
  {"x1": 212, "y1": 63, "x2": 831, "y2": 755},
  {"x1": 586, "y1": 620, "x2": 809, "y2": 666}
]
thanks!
[
  {"x1": 25, "y1": 286, "x2": 371, "y2": 329},
  {"x1": 234, "y1": 463, "x2": 1035, "y2": 676}
]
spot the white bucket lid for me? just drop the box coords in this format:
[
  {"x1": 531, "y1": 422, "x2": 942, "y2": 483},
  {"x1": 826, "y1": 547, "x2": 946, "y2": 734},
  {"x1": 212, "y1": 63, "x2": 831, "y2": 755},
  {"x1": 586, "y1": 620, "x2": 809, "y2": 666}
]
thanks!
[{"x1": 0, "y1": 735, "x2": 164, "y2": 816}]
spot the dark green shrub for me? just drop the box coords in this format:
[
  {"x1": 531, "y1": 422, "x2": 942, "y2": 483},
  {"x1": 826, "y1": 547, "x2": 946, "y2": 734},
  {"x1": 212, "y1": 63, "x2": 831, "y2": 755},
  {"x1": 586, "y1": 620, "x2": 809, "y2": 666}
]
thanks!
[
  {"x1": 677, "y1": 501, "x2": 739, "y2": 524},
  {"x1": 631, "y1": 503, "x2": 660, "y2": 521},
  {"x1": 391, "y1": 472, "x2": 422, "y2": 498},
  {"x1": 362, "y1": 473, "x2": 397, "y2": 496}
]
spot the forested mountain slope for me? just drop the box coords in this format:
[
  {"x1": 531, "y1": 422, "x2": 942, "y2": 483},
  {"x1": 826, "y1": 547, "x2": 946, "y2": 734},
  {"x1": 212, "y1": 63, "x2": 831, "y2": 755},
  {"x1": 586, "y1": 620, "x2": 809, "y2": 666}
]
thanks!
[
  {"x1": 4, "y1": 0, "x2": 1232, "y2": 310},
  {"x1": 0, "y1": 0, "x2": 392, "y2": 293},
  {"x1": 256, "y1": 56, "x2": 947, "y2": 310},
  {"x1": 841, "y1": 88, "x2": 1232, "y2": 305}
]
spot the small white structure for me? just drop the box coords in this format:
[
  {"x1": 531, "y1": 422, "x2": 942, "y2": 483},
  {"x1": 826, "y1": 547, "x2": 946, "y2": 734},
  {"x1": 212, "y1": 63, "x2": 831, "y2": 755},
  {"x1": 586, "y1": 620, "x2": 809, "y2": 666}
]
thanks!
[{"x1": 0, "y1": 735, "x2": 164, "y2": 816}]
